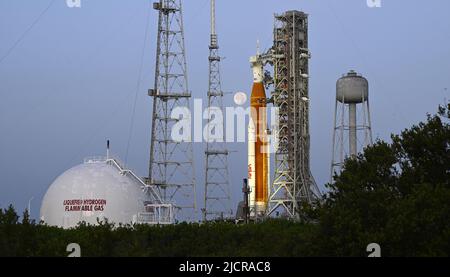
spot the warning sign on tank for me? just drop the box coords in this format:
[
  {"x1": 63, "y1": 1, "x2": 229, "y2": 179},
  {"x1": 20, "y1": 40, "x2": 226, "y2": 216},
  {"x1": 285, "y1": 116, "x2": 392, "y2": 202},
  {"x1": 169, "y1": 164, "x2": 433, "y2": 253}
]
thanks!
[{"x1": 63, "y1": 199, "x2": 106, "y2": 212}]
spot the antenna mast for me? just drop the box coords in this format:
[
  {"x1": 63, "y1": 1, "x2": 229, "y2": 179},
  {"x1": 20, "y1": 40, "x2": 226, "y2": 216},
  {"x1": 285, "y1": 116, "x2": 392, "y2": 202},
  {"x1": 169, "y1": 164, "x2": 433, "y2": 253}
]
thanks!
[{"x1": 203, "y1": 0, "x2": 232, "y2": 221}]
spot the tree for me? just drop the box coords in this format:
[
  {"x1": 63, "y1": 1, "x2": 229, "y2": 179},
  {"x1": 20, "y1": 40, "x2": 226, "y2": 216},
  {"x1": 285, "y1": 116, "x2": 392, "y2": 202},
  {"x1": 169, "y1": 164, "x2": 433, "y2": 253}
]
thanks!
[{"x1": 316, "y1": 102, "x2": 450, "y2": 256}]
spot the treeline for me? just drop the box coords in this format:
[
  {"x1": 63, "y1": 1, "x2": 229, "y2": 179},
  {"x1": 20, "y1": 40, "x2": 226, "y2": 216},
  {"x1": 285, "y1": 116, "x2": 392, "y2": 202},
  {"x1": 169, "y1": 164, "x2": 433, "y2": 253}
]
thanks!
[{"x1": 0, "y1": 103, "x2": 449, "y2": 257}]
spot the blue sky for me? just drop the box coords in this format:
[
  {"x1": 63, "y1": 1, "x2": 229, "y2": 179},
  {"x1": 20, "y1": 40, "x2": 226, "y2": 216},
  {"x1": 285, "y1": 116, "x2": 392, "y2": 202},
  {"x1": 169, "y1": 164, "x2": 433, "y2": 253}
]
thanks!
[{"x1": 0, "y1": 0, "x2": 449, "y2": 220}]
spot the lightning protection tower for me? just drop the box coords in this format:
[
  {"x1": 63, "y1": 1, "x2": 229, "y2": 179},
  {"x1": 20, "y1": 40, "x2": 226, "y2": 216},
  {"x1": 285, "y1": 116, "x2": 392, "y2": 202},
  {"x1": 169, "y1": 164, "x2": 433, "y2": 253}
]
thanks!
[
  {"x1": 330, "y1": 70, "x2": 373, "y2": 182},
  {"x1": 268, "y1": 11, "x2": 321, "y2": 219},
  {"x1": 203, "y1": 0, "x2": 232, "y2": 221},
  {"x1": 148, "y1": 0, "x2": 197, "y2": 221}
]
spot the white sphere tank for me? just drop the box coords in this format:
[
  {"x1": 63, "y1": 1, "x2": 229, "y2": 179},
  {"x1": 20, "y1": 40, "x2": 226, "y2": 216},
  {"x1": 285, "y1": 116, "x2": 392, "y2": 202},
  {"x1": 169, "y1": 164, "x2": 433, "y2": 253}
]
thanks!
[
  {"x1": 336, "y1": 70, "x2": 369, "y2": 103},
  {"x1": 40, "y1": 158, "x2": 148, "y2": 228}
]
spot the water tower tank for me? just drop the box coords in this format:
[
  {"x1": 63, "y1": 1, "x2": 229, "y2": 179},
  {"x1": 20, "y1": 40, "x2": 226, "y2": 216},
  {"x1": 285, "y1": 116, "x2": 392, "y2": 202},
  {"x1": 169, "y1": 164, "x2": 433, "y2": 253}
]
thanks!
[
  {"x1": 40, "y1": 158, "x2": 148, "y2": 228},
  {"x1": 336, "y1": 70, "x2": 368, "y2": 103}
]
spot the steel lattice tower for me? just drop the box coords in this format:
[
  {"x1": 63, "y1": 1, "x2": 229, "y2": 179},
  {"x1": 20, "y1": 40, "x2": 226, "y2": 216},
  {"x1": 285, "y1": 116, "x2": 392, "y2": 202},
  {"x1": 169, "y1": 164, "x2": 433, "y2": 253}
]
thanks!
[
  {"x1": 268, "y1": 11, "x2": 321, "y2": 219},
  {"x1": 148, "y1": 0, "x2": 196, "y2": 221},
  {"x1": 203, "y1": 0, "x2": 232, "y2": 221}
]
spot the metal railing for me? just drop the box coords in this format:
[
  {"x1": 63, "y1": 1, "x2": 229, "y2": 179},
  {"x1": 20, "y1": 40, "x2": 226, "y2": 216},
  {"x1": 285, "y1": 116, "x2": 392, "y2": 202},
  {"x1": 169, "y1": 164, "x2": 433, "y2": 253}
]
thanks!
[
  {"x1": 82, "y1": 155, "x2": 174, "y2": 224},
  {"x1": 83, "y1": 156, "x2": 107, "y2": 164},
  {"x1": 138, "y1": 204, "x2": 174, "y2": 225}
]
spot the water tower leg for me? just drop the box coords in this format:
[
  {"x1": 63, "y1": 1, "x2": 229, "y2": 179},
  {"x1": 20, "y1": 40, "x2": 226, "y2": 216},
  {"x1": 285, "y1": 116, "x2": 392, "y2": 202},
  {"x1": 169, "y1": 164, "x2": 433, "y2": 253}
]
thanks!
[{"x1": 349, "y1": 103, "x2": 357, "y2": 157}]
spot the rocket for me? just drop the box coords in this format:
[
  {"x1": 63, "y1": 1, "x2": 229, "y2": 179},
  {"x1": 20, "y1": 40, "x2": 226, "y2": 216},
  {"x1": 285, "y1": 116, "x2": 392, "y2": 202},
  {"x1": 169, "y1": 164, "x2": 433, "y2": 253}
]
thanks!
[{"x1": 248, "y1": 52, "x2": 270, "y2": 217}]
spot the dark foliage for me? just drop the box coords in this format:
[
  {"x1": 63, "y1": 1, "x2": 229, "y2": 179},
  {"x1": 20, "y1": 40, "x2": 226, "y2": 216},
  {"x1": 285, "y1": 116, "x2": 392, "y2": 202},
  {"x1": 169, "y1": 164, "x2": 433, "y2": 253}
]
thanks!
[
  {"x1": 0, "y1": 103, "x2": 448, "y2": 257},
  {"x1": 316, "y1": 102, "x2": 450, "y2": 256}
]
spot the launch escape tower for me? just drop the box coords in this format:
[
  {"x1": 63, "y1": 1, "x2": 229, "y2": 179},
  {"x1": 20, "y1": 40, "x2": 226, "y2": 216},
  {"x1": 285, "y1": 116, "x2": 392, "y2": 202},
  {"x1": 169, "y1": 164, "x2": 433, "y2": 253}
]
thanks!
[
  {"x1": 203, "y1": 0, "x2": 232, "y2": 221},
  {"x1": 148, "y1": 0, "x2": 196, "y2": 221},
  {"x1": 330, "y1": 70, "x2": 373, "y2": 182},
  {"x1": 202, "y1": 0, "x2": 233, "y2": 221},
  {"x1": 267, "y1": 11, "x2": 321, "y2": 218}
]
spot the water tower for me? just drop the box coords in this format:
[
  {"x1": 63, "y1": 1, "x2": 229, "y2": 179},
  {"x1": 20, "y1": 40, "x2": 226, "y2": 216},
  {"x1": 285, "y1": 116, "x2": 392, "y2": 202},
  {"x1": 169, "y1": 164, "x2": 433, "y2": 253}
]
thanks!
[{"x1": 330, "y1": 70, "x2": 373, "y2": 182}]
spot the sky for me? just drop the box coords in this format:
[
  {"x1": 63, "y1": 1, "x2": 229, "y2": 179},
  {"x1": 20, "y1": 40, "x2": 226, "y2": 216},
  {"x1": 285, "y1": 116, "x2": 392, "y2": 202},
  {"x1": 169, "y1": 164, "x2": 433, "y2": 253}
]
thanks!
[{"x1": 0, "y1": 0, "x2": 449, "y2": 220}]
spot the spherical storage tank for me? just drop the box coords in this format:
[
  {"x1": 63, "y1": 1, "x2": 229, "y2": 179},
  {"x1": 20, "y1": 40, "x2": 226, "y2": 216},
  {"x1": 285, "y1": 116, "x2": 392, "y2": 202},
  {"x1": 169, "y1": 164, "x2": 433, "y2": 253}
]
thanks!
[
  {"x1": 40, "y1": 158, "x2": 148, "y2": 229},
  {"x1": 336, "y1": 70, "x2": 369, "y2": 103}
]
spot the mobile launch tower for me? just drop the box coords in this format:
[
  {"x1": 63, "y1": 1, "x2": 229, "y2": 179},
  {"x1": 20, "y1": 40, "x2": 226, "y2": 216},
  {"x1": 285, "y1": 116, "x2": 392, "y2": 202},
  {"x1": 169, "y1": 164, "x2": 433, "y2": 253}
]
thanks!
[{"x1": 267, "y1": 11, "x2": 321, "y2": 218}]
